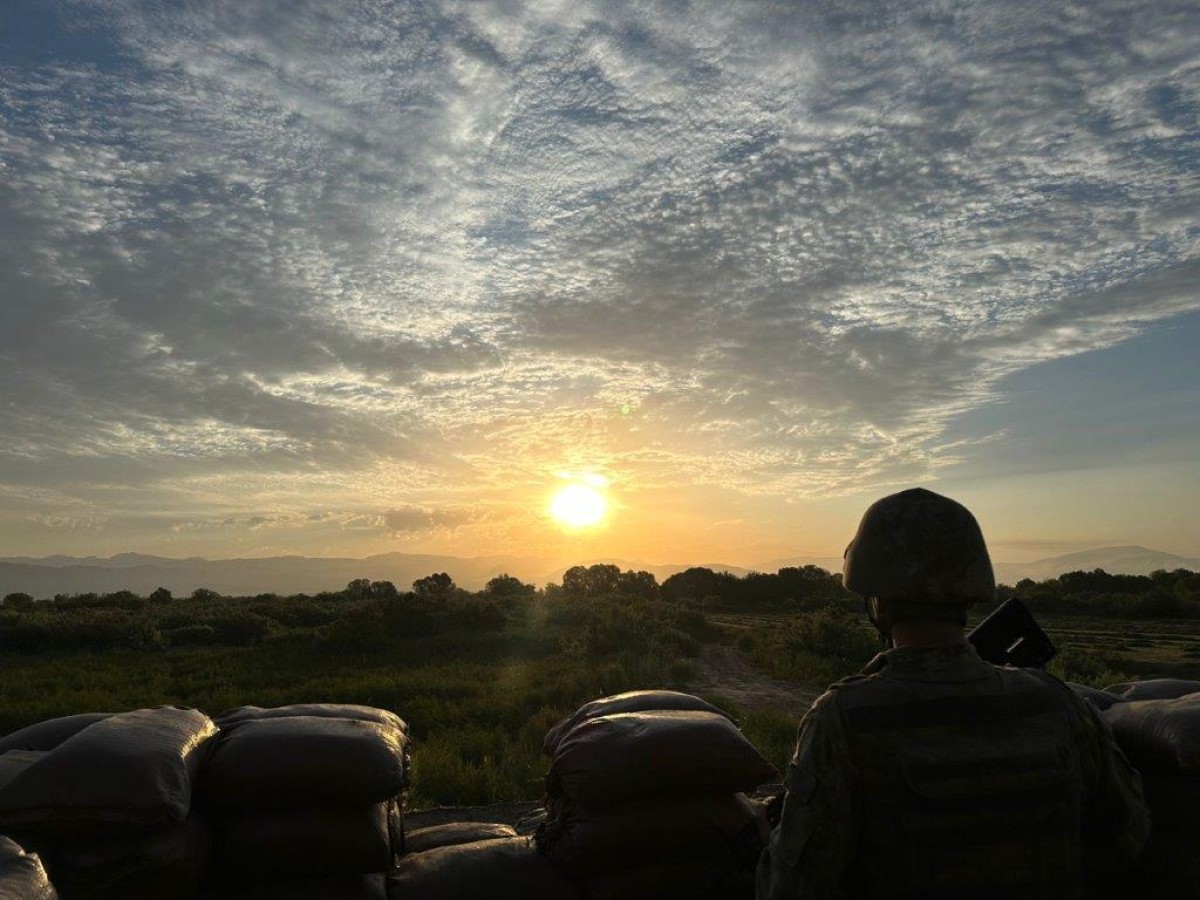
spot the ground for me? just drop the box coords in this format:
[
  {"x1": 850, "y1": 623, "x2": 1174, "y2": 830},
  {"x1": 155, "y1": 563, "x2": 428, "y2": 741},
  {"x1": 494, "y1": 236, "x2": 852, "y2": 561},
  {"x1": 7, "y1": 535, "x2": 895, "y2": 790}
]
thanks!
[{"x1": 688, "y1": 643, "x2": 824, "y2": 717}]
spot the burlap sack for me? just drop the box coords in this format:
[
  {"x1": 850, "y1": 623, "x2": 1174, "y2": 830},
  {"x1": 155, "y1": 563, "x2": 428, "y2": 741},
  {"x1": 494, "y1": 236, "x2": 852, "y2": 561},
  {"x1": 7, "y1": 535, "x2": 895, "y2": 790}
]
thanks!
[
  {"x1": 1067, "y1": 683, "x2": 1125, "y2": 712},
  {"x1": 201, "y1": 873, "x2": 386, "y2": 900},
  {"x1": 1103, "y1": 695, "x2": 1200, "y2": 775},
  {"x1": 198, "y1": 717, "x2": 406, "y2": 809},
  {"x1": 0, "y1": 715, "x2": 113, "y2": 755},
  {"x1": 213, "y1": 802, "x2": 398, "y2": 874},
  {"x1": 0, "y1": 708, "x2": 216, "y2": 835},
  {"x1": 578, "y1": 854, "x2": 750, "y2": 900},
  {"x1": 30, "y1": 815, "x2": 210, "y2": 900},
  {"x1": 548, "y1": 711, "x2": 777, "y2": 808},
  {"x1": 0, "y1": 836, "x2": 57, "y2": 900},
  {"x1": 404, "y1": 822, "x2": 517, "y2": 855},
  {"x1": 537, "y1": 793, "x2": 754, "y2": 874},
  {"x1": 543, "y1": 691, "x2": 730, "y2": 757},
  {"x1": 387, "y1": 837, "x2": 582, "y2": 900},
  {"x1": 1104, "y1": 680, "x2": 1200, "y2": 702},
  {"x1": 215, "y1": 705, "x2": 407, "y2": 737}
]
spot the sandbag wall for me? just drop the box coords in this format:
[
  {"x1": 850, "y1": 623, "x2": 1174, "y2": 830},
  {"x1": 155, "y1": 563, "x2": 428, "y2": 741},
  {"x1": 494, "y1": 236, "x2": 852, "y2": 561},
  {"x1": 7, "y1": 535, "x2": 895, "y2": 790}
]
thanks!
[
  {"x1": 534, "y1": 690, "x2": 776, "y2": 900},
  {"x1": 0, "y1": 835, "x2": 58, "y2": 900},
  {"x1": 0, "y1": 707, "x2": 217, "y2": 899},
  {"x1": 196, "y1": 705, "x2": 408, "y2": 899},
  {"x1": 1100, "y1": 679, "x2": 1200, "y2": 900}
]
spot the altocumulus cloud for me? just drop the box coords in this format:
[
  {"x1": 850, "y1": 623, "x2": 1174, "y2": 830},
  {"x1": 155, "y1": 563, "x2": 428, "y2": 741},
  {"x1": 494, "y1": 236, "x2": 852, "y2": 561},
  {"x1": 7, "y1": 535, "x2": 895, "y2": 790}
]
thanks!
[{"x1": 0, "y1": 0, "x2": 1196, "y2": 539}]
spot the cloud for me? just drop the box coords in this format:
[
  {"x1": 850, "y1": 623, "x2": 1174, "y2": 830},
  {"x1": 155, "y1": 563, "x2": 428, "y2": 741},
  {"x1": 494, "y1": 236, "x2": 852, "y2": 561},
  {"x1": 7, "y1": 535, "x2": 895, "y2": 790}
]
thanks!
[
  {"x1": 383, "y1": 506, "x2": 469, "y2": 536},
  {"x1": 0, "y1": 0, "x2": 1196, "y2": 549}
]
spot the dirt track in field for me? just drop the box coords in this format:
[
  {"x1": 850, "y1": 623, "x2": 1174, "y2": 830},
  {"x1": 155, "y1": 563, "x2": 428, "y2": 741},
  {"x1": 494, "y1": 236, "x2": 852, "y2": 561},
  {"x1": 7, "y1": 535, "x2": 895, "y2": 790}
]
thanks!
[{"x1": 687, "y1": 643, "x2": 824, "y2": 716}]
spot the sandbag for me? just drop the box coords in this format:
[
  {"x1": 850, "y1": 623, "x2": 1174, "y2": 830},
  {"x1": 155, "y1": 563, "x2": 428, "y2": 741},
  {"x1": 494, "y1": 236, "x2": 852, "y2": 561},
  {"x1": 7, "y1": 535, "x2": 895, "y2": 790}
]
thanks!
[
  {"x1": 1067, "y1": 683, "x2": 1125, "y2": 711},
  {"x1": 387, "y1": 837, "x2": 581, "y2": 900},
  {"x1": 404, "y1": 822, "x2": 517, "y2": 855},
  {"x1": 537, "y1": 793, "x2": 755, "y2": 874},
  {"x1": 1102, "y1": 695, "x2": 1200, "y2": 775},
  {"x1": 213, "y1": 801, "x2": 398, "y2": 874},
  {"x1": 543, "y1": 691, "x2": 731, "y2": 757},
  {"x1": 0, "y1": 708, "x2": 216, "y2": 835},
  {"x1": 216, "y1": 705, "x2": 407, "y2": 736},
  {"x1": 199, "y1": 717, "x2": 407, "y2": 809},
  {"x1": 579, "y1": 855, "x2": 751, "y2": 900},
  {"x1": 0, "y1": 836, "x2": 57, "y2": 900},
  {"x1": 1105, "y1": 680, "x2": 1200, "y2": 702},
  {"x1": 0, "y1": 715, "x2": 113, "y2": 755},
  {"x1": 548, "y1": 711, "x2": 777, "y2": 808},
  {"x1": 30, "y1": 815, "x2": 210, "y2": 900},
  {"x1": 1133, "y1": 833, "x2": 1200, "y2": 898},
  {"x1": 201, "y1": 873, "x2": 386, "y2": 900},
  {"x1": 1141, "y1": 774, "x2": 1200, "y2": 835}
]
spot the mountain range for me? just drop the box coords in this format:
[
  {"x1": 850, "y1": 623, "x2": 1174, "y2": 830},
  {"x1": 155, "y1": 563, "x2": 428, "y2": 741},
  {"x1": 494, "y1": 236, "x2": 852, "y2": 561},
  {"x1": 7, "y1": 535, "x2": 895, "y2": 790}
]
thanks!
[{"x1": 1, "y1": 545, "x2": 1196, "y2": 599}]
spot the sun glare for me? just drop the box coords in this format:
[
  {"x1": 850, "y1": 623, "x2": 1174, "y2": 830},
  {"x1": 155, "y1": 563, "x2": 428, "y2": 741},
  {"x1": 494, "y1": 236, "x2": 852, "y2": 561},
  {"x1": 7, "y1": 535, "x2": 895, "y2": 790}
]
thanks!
[{"x1": 550, "y1": 484, "x2": 607, "y2": 528}]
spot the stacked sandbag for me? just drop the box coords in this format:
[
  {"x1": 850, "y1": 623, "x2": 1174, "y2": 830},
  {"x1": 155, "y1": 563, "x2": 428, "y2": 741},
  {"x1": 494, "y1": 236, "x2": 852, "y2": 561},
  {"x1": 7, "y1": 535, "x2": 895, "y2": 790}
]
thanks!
[
  {"x1": 404, "y1": 822, "x2": 518, "y2": 854},
  {"x1": 1104, "y1": 679, "x2": 1200, "y2": 702},
  {"x1": 199, "y1": 705, "x2": 408, "y2": 897},
  {"x1": 1067, "y1": 682, "x2": 1126, "y2": 711},
  {"x1": 388, "y1": 837, "x2": 582, "y2": 900},
  {"x1": 536, "y1": 692, "x2": 777, "y2": 900},
  {"x1": 0, "y1": 708, "x2": 217, "y2": 900},
  {"x1": 1102, "y1": 690, "x2": 1200, "y2": 898},
  {"x1": 0, "y1": 835, "x2": 57, "y2": 900}
]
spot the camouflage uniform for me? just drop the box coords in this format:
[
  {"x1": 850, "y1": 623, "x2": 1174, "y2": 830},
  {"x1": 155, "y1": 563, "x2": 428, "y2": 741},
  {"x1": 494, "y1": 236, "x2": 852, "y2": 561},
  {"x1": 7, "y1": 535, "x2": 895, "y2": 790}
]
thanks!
[{"x1": 756, "y1": 643, "x2": 1150, "y2": 900}]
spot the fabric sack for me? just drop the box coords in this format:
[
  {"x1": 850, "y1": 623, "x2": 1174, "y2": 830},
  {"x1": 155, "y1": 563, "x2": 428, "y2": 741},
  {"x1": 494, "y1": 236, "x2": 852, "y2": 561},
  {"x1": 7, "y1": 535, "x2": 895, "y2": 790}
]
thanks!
[
  {"x1": 215, "y1": 705, "x2": 407, "y2": 737},
  {"x1": 1102, "y1": 695, "x2": 1200, "y2": 775},
  {"x1": 542, "y1": 691, "x2": 731, "y2": 757},
  {"x1": 199, "y1": 716, "x2": 406, "y2": 809},
  {"x1": 387, "y1": 837, "x2": 581, "y2": 900},
  {"x1": 578, "y1": 854, "x2": 752, "y2": 900},
  {"x1": 1066, "y1": 683, "x2": 1125, "y2": 712},
  {"x1": 1104, "y1": 680, "x2": 1200, "y2": 702},
  {"x1": 201, "y1": 873, "x2": 386, "y2": 900},
  {"x1": 0, "y1": 836, "x2": 57, "y2": 900},
  {"x1": 0, "y1": 715, "x2": 113, "y2": 755},
  {"x1": 0, "y1": 708, "x2": 216, "y2": 835},
  {"x1": 537, "y1": 793, "x2": 755, "y2": 875},
  {"x1": 213, "y1": 801, "x2": 399, "y2": 874},
  {"x1": 548, "y1": 711, "x2": 777, "y2": 808},
  {"x1": 30, "y1": 815, "x2": 210, "y2": 900},
  {"x1": 404, "y1": 822, "x2": 517, "y2": 855}
]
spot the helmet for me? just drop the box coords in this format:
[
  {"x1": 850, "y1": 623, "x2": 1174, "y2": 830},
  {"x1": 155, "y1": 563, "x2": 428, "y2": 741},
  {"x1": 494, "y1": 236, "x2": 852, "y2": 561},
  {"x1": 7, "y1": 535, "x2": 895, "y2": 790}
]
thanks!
[{"x1": 842, "y1": 488, "x2": 995, "y2": 606}]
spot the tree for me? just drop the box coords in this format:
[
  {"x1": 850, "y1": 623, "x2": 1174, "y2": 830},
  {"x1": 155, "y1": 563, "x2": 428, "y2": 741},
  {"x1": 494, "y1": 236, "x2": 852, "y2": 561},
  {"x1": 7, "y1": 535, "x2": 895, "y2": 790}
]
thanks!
[
  {"x1": 616, "y1": 569, "x2": 658, "y2": 600},
  {"x1": 2, "y1": 592, "x2": 34, "y2": 611},
  {"x1": 189, "y1": 588, "x2": 221, "y2": 602},
  {"x1": 412, "y1": 572, "x2": 455, "y2": 597},
  {"x1": 149, "y1": 586, "x2": 173, "y2": 603},
  {"x1": 485, "y1": 574, "x2": 534, "y2": 597},
  {"x1": 345, "y1": 578, "x2": 372, "y2": 601}
]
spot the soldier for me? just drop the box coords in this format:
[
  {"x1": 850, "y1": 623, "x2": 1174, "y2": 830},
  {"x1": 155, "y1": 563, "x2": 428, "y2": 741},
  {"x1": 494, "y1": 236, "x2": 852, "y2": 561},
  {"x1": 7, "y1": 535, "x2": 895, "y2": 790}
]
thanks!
[{"x1": 757, "y1": 487, "x2": 1150, "y2": 899}]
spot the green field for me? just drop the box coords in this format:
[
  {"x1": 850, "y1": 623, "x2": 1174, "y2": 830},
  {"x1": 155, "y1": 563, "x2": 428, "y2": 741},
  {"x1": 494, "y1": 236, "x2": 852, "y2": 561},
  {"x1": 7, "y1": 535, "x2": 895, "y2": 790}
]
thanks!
[{"x1": 1, "y1": 571, "x2": 1194, "y2": 808}]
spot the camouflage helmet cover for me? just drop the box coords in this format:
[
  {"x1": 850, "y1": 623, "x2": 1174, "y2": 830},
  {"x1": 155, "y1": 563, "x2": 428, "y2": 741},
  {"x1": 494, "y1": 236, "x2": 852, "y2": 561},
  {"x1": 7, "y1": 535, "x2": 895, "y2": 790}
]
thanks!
[{"x1": 843, "y1": 488, "x2": 995, "y2": 605}]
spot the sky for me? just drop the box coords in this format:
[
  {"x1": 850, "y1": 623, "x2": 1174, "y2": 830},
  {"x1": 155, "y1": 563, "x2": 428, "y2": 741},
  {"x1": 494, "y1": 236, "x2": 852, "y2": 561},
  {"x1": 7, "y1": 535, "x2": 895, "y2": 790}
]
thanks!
[{"x1": 0, "y1": 0, "x2": 1197, "y2": 565}]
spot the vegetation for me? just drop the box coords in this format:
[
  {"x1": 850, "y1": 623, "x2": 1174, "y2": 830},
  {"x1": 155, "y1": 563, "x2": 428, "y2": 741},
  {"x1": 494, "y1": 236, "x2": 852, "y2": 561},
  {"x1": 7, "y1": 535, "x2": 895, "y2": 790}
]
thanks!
[{"x1": 1, "y1": 563, "x2": 1194, "y2": 805}]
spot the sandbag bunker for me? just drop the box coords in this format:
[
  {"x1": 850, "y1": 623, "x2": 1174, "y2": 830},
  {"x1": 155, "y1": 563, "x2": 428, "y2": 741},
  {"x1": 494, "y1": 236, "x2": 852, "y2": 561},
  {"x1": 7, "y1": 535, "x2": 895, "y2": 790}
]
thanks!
[
  {"x1": 0, "y1": 704, "x2": 409, "y2": 899},
  {"x1": 5, "y1": 681, "x2": 1200, "y2": 899}
]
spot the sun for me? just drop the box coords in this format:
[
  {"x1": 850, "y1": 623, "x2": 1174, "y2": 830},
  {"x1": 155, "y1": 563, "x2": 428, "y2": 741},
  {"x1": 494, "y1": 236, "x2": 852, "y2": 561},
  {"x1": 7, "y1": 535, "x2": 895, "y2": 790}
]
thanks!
[{"x1": 549, "y1": 484, "x2": 607, "y2": 528}]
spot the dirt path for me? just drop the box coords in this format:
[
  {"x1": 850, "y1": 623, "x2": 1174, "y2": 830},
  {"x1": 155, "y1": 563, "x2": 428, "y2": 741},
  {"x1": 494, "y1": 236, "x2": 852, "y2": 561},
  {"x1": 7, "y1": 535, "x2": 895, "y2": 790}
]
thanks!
[{"x1": 687, "y1": 643, "x2": 825, "y2": 716}]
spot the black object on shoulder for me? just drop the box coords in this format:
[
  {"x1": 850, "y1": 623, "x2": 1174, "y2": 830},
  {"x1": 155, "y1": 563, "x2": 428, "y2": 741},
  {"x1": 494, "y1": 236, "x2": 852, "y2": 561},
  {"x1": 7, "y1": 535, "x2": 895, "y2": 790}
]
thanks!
[{"x1": 968, "y1": 598, "x2": 1057, "y2": 669}]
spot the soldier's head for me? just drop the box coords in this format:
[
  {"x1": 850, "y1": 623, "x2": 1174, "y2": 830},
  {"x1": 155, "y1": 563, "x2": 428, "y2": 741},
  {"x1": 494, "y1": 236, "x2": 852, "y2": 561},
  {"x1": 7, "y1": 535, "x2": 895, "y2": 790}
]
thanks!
[{"x1": 842, "y1": 488, "x2": 994, "y2": 639}]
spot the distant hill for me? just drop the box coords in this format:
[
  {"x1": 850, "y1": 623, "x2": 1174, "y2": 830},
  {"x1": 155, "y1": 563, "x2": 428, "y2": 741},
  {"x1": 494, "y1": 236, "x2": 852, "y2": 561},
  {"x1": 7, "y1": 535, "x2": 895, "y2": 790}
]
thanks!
[
  {"x1": 1, "y1": 545, "x2": 1194, "y2": 599},
  {"x1": 990, "y1": 546, "x2": 1200, "y2": 584},
  {"x1": 765, "y1": 546, "x2": 1200, "y2": 584},
  {"x1": 0, "y1": 552, "x2": 752, "y2": 598}
]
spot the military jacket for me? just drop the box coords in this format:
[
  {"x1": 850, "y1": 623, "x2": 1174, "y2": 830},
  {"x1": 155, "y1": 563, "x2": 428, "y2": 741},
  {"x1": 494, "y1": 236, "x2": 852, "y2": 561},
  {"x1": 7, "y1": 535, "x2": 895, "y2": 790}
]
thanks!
[{"x1": 756, "y1": 642, "x2": 1150, "y2": 900}]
